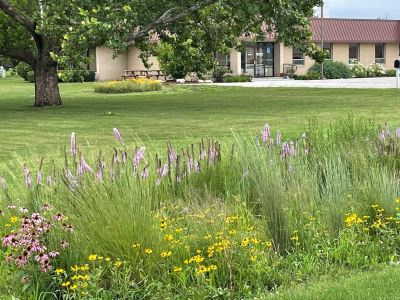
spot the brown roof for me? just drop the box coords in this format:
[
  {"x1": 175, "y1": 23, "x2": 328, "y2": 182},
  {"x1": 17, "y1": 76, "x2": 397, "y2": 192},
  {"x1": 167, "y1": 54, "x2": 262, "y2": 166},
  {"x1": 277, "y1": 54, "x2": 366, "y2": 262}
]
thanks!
[{"x1": 309, "y1": 18, "x2": 400, "y2": 43}]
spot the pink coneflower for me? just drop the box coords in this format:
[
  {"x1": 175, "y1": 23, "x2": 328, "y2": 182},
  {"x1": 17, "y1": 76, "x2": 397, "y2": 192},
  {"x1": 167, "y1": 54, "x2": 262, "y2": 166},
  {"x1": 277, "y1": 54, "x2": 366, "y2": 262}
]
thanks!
[
  {"x1": 15, "y1": 255, "x2": 27, "y2": 268},
  {"x1": 19, "y1": 207, "x2": 28, "y2": 213},
  {"x1": 53, "y1": 212, "x2": 65, "y2": 221},
  {"x1": 8, "y1": 204, "x2": 15, "y2": 209},
  {"x1": 1, "y1": 177, "x2": 6, "y2": 190},
  {"x1": 71, "y1": 132, "x2": 76, "y2": 156},
  {"x1": 60, "y1": 241, "x2": 69, "y2": 248},
  {"x1": 48, "y1": 250, "x2": 59, "y2": 258},
  {"x1": 5, "y1": 253, "x2": 13, "y2": 263},
  {"x1": 31, "y1": 212, "x2": 43, "y2": 224},
  {"x1": 21, "y1": 275, "x2": 29, "y2": 283},
  {"x1": 34, "y1": 252, "x2": 48, "y2": 262},
  {"x1": 41, "y1": 263, "x2": 52, "y2": 273},
  {"x1": 277, "y1": 130, "x2": 281, "y2": 145},
  {"x1": 113, "y1": 128, "x2": 124, "y2": 145},
  {"x1": 41, "y1": 203, "x2": 52, "y2": 211}
]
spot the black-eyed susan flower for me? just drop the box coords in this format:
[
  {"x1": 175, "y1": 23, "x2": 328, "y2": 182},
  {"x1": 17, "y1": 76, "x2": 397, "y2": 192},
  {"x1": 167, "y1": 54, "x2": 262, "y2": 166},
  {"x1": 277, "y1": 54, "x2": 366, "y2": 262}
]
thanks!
[
  {"x1": 247, "y1": 226, "x2": 254, "y2": 231},
  {"x1": 70, "y1": 284, "x2": 77, "y2": 290},
  {"x1": 81, "y1": 282, "x2": 88, "y2": 288},
  {"x1": 145, "y1": 249, "x2": 153, "y2": 254},
  {"x1": 71, "y1": 265, "x2": 79, "y2": 272},
  {"x1": 250, "y1": 255, "x2": 257, "y2": 261},
  {"x1": 88, "y1": 254, "x2": 97, "y2": 260},
  {"x1": 173, "y1": 266, "x2": 182, "y2": 272},
  {"x1": 114, "y1": 261, "x2": 122, "y2": 267},
  {"x1": 55, "y1": 268, "x2": 64, "y2": 274},
  {"x1": 229, "y1": 230, "x2": 236, "y2": 235},
  {"x1": 265, "y1": 241, "x2": 272, "y2": 247},
  {"x1": 61, "y1": 282, "x2": 70, "y2": 286},
  {"x1": 164, "y1": 234, "x2": 173, "y2": 241},
  {"x1": 81, "y1": 291, "x2": 88, "y2": 295},
  {"x1": 132, "y1": 243, "x2": 140, "y2": 248},
  {"x1": 210, "y1": 265, "x2": 217, "y2": 270},
  {"x1": 105, "y1": 257, "x2": 110, "y2": 261}
]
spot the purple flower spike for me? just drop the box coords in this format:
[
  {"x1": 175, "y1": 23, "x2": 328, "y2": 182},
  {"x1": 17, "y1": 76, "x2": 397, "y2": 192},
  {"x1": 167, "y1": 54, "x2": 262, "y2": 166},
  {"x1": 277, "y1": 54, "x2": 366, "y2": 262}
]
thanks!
[
  {"x1": 379, "y1": 129, "x2": 385, "y2": 141},
  {"x1": 277, "y1": 130, "x2": 281, "y2": 145},
  {"x1": 396, "y1": 126, "x2": 400, "y2": 138},
  {"x1": 283, "y1": 142, "x2": 289, "y2": 153},
  {"x1": 47, "y1": 174, "x2": 51, "y2": 185},
  {"x1": 1, "y1": 177, "x2": 7, "y2": 190},
  {"x1": 302, "y1": 133, "x2": 306, "y2": 139},
  {"x1": 97, "y1": 168, "x2": 103, "y2": 181},
  {"x1": 26, "y1": 172, "x2": 31, "y2": 189},
  {"x1": 36, "y1": 171, "x2": 42, "y2": 186},
  {"x1": 23, "y1": 164, "x2": 29, "y2": 177},
  {"x1": 71, "y1": 132, "x2": 76, "y2": 156},
  {"x1": 156, "y1": 178, "x2": 161, "y2": 186},
  {"x1": 385, "y1": 123, "x2": 391, "y2": 137},
  {"x1": 113, "y1": 128, "x2": 124, "y2": 146},
  {"x1": 270, "y1": 139, "x2": 274, "y2": 147}
]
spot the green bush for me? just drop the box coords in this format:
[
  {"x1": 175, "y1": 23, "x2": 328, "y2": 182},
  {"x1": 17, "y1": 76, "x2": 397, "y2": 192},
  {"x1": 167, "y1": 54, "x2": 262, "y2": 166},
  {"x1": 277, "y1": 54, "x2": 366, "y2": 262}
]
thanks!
[
  {"x1": 307, "y1": 61, "x2": 352, "y2": 79},
  {"x1": 58, "y1": 70, "x2": 96, "y2": 82},
  {"x1": 94, "y1": 78, "x2": 162, "y2": 94},
  {"x1": 351, "y1": 64, "x2": 368, "y2": 78},
  {"x1": 293, "y1": 74, "x2": 322, "y2": 80},
  {"x1": 16, "y1": 62, "x2": 33, "y2": 81},
  {"x1": 385, "y1": 69, "x2": 397, "y2": 77},
  {"x1": 224, "y1": 74, "x2": 252, "y2": 82},
  {"x1": 27, "y1": 71, "x2": 35, "y2": 83},
  {"x1": 213, "y1": 66, "x2": 231, "y2": 82}
]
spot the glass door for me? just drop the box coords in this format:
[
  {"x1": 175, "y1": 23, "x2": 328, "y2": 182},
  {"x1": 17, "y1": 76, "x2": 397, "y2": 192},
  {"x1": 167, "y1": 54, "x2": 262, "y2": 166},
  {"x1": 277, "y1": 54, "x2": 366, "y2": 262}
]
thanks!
[{"x1": 241, "y1": 43, "x2": 274, "y2": 77}]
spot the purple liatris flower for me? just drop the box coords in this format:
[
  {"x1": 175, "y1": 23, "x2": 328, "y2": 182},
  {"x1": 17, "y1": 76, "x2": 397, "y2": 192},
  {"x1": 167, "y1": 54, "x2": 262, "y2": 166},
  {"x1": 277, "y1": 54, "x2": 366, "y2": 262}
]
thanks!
[
  {"x1": 113, "y1": 128, "x2": 124, "y2": 146},
  {"x1": 81, "y1": 157, "x2": 94, "y2": 173},
  {"x1": 396, "y1": 126, "x2": 400, "y2": 138},
  {"x1": 1, "y1": 177, "x2": 6, "y2": 190},
  {"x1": 385, "y1": 122, "x2": 391, "y2": 137},
  {"x1": 289, "y1": 141, "x2": 295, "y2": 157},
  {"x1": 97, "y1": 168, "x2": 103, "y2": 181},
  {"x1": 23, "y1": 164, "x2": 29, "y2": 177},
  {"x1": 71, "y1": 132, "x2": 76, "y2": 156},
  {"x1": 156, "y1": 178, "x2": 161, "y2": 186},
  {"x1": 47, "y1": 174, "x2": 51, "y2": 185},
  {"x1": 277, "y1": 130, "x2": 281, "y2": 145},
  {"x1": 26, "y1": 172, "x2": 31, "y2": 189},
  {"x1": 263, "y1": 123, "x2": 270, "y2": 142},
  {"x1": 283, "y1": 142, "x2": 289, "y2": 153},
  {"x1": 379, "y1": 129, "x2": 385, "y2": 141},
  {"x1": 161, "y1": 162, "x2": 168, "y2": 177},
  {"x1": 270, "y1": 139, "x2": 274, "y2": 147},
  {"x1": 36, "y1": 171, "x2": 42, "y2": 186},
  {"x1": 141, "y1": 166, "x2": 149, "y2": 178}
]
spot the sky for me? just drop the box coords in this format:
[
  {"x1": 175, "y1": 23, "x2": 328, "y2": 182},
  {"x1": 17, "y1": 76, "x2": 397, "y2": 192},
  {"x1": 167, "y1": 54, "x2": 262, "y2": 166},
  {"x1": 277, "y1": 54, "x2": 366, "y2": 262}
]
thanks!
[{"x1": 319, "y1": 0, "x2": 400, "y2": 20}]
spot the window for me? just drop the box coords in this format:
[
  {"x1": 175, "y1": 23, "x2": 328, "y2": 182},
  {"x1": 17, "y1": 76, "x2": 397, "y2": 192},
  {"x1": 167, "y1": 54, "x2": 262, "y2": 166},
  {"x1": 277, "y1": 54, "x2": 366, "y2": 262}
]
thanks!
[
  {"x1": 292, "y1": 47, "x2": 304, "y2": 65},
  {"x1": 215, "y1": 53, "x2": 230, "y2": 68},
  {"x1": 349, "y1": 43, "x2": 359, "y2": 64},
  {"x1": 323, "y1": 43, "x2": 333, "y2": 60},
  {"x1": 375, "y1": 43, "x2": 385, "y2": 64}
]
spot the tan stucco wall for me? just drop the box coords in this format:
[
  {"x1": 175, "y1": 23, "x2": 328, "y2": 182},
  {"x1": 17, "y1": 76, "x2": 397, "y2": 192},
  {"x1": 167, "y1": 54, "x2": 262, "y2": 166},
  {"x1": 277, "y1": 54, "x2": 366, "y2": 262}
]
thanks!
[
  {"x1": 96, "y1": 47, "x2": 128, "y2": 81},
  {"x1": 359, "y1": 44, "x2": 375, "y2": 66},
  {"x1": 230, "y1": 48, "x2": 241, "y2": 75},
  {"x1": 332, "y1": 43, "x2": 349, "y2": 64},
  {"x1": 386, "y1": 43, "x2": 399, "y2": 69},
  {"x1": 127, "y1": 47, "x2": 160, "y2": 70}
]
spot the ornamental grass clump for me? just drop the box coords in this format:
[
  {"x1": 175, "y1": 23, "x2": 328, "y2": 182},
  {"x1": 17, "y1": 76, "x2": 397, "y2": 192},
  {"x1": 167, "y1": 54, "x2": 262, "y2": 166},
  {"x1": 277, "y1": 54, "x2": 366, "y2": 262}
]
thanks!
[{"x1": 94, "y1": 78, "x2": 162, "y2": 94}]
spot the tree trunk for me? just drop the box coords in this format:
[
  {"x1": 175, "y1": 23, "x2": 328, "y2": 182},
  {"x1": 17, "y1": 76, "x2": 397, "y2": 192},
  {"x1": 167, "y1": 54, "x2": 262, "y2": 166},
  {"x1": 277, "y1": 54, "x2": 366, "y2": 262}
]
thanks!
[{"x1": 34, "y1": 54, "x2": 63, "y2": 107}]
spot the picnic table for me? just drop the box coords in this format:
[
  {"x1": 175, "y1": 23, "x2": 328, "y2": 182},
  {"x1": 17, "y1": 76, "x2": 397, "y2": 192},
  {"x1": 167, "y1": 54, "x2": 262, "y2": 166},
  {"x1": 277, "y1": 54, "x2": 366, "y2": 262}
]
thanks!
[{"x1": 122, "y1": 70, "x2": 166, "y2": 80}]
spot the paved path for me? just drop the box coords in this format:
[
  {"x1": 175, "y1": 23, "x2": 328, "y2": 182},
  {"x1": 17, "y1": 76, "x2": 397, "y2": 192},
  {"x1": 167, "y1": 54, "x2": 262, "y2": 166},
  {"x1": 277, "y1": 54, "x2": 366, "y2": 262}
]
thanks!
[{"x1": 207, "y1": 77, "x2": 400, "y2": 89}]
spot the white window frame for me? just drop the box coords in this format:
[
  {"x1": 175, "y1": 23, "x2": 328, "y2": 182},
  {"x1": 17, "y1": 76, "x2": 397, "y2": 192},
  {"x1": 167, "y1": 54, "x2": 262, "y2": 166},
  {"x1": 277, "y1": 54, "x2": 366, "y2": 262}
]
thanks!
[
  {"x1": 375, "y1": 43, "x2": 385, "y2": 64},
  {"x1": 292, "y1": 47, "x2": 304, "y2": 65}
]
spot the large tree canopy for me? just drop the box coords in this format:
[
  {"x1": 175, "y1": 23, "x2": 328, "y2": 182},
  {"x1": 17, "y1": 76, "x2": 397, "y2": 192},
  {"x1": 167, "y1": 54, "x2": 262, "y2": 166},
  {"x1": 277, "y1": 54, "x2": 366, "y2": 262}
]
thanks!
[{"x1": 0, "y1": 0, "x2": 323, "y2": 107}]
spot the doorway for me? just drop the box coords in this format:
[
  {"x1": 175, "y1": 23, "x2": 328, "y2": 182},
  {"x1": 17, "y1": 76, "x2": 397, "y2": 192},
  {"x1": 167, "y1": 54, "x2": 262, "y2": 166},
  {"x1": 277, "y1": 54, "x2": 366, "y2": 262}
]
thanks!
[{"x1": 241, "y1": 42, "x2": 274, "y2": 77}]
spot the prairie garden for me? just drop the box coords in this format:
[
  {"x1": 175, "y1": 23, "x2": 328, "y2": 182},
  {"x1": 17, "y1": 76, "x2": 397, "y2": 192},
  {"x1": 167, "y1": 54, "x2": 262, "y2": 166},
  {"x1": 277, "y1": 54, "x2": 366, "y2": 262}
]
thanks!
[{"x1": 1, "y1": 76, "x2": 400, "y2": 299}]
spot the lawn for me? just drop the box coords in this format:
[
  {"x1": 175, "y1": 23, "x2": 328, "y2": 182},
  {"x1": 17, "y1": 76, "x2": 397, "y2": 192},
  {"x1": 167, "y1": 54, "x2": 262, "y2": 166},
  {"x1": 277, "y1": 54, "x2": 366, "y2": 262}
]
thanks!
[
  {"x1": 1, "y1": 75, "x2": 400, "y2": 165},
  {"x1": 2, "y1": 75, "x2": 400, "y2": 299}
]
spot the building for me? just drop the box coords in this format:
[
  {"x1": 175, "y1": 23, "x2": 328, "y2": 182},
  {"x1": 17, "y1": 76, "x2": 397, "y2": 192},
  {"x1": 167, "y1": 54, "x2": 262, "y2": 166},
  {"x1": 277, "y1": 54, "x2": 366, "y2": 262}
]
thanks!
[{"x1": 91, "y1": 18, "x2": 400, "y2": 81}]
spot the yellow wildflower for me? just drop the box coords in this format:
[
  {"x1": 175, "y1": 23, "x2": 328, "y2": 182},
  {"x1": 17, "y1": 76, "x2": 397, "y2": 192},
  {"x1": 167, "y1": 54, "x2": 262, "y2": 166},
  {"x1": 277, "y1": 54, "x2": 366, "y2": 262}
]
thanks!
[
  {"x1": 62, "y1": 282, "x2": 70, "y2": 286},
  {"x1": 114, "y1": 261, "x2": 122, "y2": 267},
  {"x1": 88, "y1": 254, "x2": 97, "y2": 260}
]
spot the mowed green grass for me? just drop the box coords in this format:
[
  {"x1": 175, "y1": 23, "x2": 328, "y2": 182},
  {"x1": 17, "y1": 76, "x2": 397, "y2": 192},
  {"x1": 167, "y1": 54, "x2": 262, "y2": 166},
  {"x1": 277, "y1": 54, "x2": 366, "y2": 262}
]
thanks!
[
  {"x1": 1, "y1": 75, "x2": 400, "y2": 165},
  {"x1": 265, "y1": 267, "x2": 400, "y2": 300}
]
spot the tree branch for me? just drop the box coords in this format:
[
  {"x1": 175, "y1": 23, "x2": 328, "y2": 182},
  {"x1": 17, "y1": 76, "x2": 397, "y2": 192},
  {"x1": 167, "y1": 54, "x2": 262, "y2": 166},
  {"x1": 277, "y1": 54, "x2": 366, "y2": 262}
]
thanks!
[
  {"x1": 0, "y1": 48, "x2": 35, "y2": 66},
  {"x1": 0, "y1": 0, "x2": 36, "y2": 34},
  {"x1": 129, "y1": 0, "x2": 218, "y2": 41}
]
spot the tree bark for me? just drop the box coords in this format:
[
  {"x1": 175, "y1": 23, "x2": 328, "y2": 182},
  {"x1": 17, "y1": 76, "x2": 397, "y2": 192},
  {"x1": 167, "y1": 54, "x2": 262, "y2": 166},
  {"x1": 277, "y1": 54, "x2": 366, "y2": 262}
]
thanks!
[{"x1": 34, "y1": 54, "x2": 63, "y2": 107}]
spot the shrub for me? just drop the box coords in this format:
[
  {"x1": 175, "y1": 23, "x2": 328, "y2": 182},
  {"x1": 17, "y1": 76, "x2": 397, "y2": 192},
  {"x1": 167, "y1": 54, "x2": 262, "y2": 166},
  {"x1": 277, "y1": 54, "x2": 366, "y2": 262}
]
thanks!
[
  {"x1": 385, "y1": 69, "x2": 397, "y2": 77},
  {"x1": 57, "y1": 70, "x2": 96, "y2": 82},
  {"x1": 351, "y1": 63, "x2": 368, "y2": 78},
  {"x1": 16, "y1": 62, "x2": 33, "y2": 81},
  {"x1": 293, "y1": 74, "x2": 322, "y2": 80},
  {"x1": 307, "y1": 61, "x2": 352, "y2": 79},
  {"x1": 368, "y1": 63, "x2": 385, "y2": 77},
  {"x1": 213, "y1": 66, "x2": 231, "y2": 83},
  {"x1": 224, "y1": 73, "x2": 252, "y2": 82},
  {"x1": 27, "y1": 71, "x2": 35, "y2": 83},
  {"x1": 94, "y1": 78, "x2": 162, "y2": 94}
]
